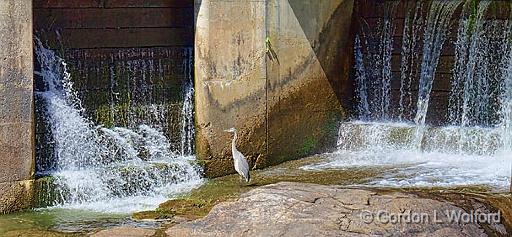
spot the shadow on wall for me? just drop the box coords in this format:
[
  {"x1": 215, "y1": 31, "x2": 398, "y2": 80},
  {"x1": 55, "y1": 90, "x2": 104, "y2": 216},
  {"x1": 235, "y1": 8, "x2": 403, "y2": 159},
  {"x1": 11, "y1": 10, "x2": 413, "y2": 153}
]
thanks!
[
  {"x1": 194, "y1": 0, "x2": 356, "y2": 177},
  {"x1": 288, "y1": 0, "x2": 357, "y2": 109}
]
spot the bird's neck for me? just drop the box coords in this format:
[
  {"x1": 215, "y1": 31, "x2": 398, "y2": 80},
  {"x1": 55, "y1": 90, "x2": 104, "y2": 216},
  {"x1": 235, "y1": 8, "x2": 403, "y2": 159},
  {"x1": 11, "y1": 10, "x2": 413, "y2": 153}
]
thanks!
[{"x1": 232, "y1": 131, "x2": 237, "y2": 151}]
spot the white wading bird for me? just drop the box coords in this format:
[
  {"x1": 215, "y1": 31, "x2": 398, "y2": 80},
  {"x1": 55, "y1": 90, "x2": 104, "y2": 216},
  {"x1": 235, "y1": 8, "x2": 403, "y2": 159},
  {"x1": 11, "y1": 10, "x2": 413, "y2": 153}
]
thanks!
[{"x1": 224, "y1": 128, "x2": 251, "y2": 182}]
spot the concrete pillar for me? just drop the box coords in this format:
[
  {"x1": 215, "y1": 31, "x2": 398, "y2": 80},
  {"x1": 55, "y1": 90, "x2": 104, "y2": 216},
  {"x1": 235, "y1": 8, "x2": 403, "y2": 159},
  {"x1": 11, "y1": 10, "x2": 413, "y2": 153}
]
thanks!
[
  {"x1": 194, "y1": 0, "x2": 354, "y2": 177},
  {"x1": 0, "y1": 0, "x2": 35, "y2": 213}
]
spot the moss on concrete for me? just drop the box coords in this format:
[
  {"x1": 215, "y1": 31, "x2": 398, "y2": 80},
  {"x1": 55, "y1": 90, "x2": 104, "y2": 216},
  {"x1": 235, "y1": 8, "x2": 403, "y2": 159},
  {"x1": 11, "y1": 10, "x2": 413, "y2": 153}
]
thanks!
[
  {"x1": 299, "y1": 137, "x2": 317, "y2": 156},
  {"x1": 94, "y1": 105, "x2": 114, "y2": 128},
  {"x1": 467, "y1": 0, "x2": 480, "y2": 34},
  {"x1": 33, "y1": 176, "x2": 61, "y2": 208}
]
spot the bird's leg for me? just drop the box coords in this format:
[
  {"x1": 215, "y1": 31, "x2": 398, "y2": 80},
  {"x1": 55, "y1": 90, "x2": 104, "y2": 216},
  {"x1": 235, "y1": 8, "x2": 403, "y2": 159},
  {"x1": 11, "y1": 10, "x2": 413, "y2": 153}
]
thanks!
[{"x1": 238, "y1": 176, "x2": 243, "y2": 186}]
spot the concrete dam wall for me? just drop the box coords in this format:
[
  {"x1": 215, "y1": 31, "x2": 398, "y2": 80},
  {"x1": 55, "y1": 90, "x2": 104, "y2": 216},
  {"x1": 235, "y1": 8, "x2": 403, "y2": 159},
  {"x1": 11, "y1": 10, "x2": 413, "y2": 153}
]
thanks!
[
  {"x1": 194, "y1": 0, "x2": 355, "y2": 177},
  {"x1": 2, "y1": 0, "x2": 510, "y2": 213}
]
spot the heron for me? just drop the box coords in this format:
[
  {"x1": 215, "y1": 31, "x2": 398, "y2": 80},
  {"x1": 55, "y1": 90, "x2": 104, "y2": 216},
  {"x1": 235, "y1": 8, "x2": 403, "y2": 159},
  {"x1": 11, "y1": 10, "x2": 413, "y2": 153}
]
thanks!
[{"x1": 224, "y1": 128, "x2": 251, "y2": 182}]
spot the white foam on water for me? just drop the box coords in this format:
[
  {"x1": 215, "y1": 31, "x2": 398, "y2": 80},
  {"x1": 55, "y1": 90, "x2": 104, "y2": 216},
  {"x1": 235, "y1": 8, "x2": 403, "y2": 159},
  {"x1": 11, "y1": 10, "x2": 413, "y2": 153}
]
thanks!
[
  {"x1": 303, "y1": 143, "x2": 511, "y2": 191},
  {"x1": 322, "y1": 1, "x2": 512, "y2": 192},
  {"x1": 35, "y1": 39, "x2": 203, "y2": 213},
  {"x1": 47, "y1": 177, "x2": 204, "y2": 214}
]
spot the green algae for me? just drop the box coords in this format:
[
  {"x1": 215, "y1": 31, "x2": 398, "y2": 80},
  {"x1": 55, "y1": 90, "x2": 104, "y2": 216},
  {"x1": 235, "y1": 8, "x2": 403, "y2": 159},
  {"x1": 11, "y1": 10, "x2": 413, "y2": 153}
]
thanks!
[
  {"x1": 33, "y1": 176, "x2": 62, "y2": 208},
  {"x1": 0, "y1": 209, "x2": 130, "y2": 237},
  {"x1": 299, "y1": 137, "x2": 317, "y2": 156},
  {"x1": 134, "y1": 155, "x2": 389, "y2": 220},
  {"x1": 467, "y1": 0, "x2": 480, "y2": 35},
  {"x1": 138, "y1": 154, "x2": 512, "y2": 227}
]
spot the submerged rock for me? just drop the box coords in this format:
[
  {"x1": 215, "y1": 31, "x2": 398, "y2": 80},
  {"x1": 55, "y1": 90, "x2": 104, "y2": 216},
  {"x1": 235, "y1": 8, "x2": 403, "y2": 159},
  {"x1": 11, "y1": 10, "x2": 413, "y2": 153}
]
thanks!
[{"x1": 166, "y1": 182, "x2": 502, "y2": 236}]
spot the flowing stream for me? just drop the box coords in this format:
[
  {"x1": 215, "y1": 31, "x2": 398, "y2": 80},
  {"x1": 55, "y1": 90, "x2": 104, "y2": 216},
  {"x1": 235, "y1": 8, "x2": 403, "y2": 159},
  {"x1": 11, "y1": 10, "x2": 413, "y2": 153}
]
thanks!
[
  {"x1": 34, "y1": 40, "x2": 203, "y2": 213},
  {"x1": 305, "y1": 0, "x2": 512, "y2": 191}
]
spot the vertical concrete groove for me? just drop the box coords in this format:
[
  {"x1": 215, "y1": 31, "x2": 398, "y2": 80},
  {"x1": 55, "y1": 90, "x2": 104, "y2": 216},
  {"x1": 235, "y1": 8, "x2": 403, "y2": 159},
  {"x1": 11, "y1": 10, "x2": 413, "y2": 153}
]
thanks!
[{"x1": 264, "y1": 0, "x2": 270, "y2": 168}]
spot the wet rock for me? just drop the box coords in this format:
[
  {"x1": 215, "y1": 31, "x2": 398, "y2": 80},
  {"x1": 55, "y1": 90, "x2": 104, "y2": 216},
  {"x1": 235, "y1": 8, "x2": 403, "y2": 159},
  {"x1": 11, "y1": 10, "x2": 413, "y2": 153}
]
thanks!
[
  {"x1": 2, "y1": 230, "x2": 71, "y2": 237},
  {"x1": 91, "y1": 226, "x2": 155, "y2": 237},
  {"x1": 133, "y1": 198, "x2": 213, "y2": 221},
  {"x1": 166, "y1": 182, "x2": 491, "y2": 237}
]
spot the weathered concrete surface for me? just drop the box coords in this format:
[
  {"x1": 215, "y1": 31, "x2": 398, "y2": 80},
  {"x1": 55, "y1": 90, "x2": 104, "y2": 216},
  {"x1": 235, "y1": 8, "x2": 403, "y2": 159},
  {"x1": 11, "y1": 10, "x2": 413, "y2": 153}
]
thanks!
[
  {"x1": 167, "y1": 182, "x2": 501, "y2": 236},
  {"x1": 0, "y1": 0, "x2": 35, "y2": 213},
  {"x1": 195, "y1": 0, "x2": 354, "y2": 177},
  {"x1": 0, "y1": 180, "x2": 34, "y2": 213}
]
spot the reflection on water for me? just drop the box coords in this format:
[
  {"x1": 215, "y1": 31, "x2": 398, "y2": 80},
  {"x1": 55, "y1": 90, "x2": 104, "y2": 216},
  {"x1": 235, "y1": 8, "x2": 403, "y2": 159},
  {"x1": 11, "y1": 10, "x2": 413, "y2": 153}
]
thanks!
[{"x1": 0, "y1": 208, "x2": 162, "y2": 235}]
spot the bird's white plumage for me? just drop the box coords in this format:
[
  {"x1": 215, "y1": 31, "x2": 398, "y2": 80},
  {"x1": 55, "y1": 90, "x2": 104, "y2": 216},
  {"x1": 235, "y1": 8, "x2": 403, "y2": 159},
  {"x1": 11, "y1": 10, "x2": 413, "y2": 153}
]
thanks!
[
  {"x1": 225, "y1": 127, "x2": 251, "y2": 182},
  {"x1": 233, "y1": 148, "x2": 250, "y2": 182}
]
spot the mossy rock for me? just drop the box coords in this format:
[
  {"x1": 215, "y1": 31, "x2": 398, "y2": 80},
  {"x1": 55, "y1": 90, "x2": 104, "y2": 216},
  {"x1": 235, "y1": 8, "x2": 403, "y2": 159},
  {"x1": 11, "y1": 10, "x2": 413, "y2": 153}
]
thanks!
[
  {"x1": 2, "y1": 229, "x2": 80, "y2": 237},
  {"x1": 132, "y1": 198, "x2": 214, "y2": 220},
  {"x1": 299, "y1": 137, "x2": 317, "y2": 156},
  {"x1": 157, "y1": 199, "x2": 212, "y2": 219},
  {"x1": 33, "y1": 176, "x2": 64, "y2": 208},
  {"x1": 132, "y1": 210, "x2": 173, "y2": 220}
]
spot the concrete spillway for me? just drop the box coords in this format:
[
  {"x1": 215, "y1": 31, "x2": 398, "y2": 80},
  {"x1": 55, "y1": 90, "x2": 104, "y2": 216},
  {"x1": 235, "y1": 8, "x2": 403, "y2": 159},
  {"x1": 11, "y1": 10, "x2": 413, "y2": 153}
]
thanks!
[
  {"x1": 307, "y1": 0, "x2": 512, "y2": 191},
  {"x1": 34, "y1": 40, "x2": 203, "y2": 213}
]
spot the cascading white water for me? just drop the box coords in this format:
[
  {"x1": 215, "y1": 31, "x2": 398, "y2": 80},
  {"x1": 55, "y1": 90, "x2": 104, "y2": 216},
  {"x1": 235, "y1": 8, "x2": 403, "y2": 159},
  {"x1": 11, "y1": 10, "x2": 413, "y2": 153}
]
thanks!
[
  {"x1": 502, "y1": 39, "x2": 512, "y2": 152},
  {"x1": 306, "y1": 0, "x2": 512, "y2": 191},
  {"x1": 180, "y1": 48, "x2": 195, "y2": 156},
  {"x1": 354, "y1": 35, "x2": 371, "y2": 120},
  {"x1": 413, "y1": 0, "x2": 462, "y2": 148},
  {"x1": 354, "y1": 2, "x2": 397, "y2": 120},
  {"x1": 35, "y1": 39, "x2": 203, "y2": 213},
  {"x1": 399, "y1": 1, "x2": 424, "y2": 121}
]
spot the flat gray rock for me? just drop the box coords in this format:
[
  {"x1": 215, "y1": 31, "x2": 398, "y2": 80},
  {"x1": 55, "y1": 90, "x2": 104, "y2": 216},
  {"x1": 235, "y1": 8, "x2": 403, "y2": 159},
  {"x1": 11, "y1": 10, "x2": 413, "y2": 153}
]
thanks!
[
  {"x1": 166, "y1": 182, "x2": 492, "y2": 237},
  {"x1": 91, "y1": 226, "x2": 156, "y2": 237}
]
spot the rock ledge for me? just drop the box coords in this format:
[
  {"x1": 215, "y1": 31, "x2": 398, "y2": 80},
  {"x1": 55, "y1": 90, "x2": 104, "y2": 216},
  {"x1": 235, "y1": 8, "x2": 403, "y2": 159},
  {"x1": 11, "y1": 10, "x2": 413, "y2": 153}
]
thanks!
[{"x1": 166, "y1": 182, "x2": 500, "y2": 236}]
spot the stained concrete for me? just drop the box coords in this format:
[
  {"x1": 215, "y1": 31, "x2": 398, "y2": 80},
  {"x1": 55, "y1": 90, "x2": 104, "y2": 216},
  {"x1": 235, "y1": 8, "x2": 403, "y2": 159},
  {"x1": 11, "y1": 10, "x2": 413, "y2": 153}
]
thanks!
[
  {"x1": 194, "y1": 0, "x2": 354, "y2": 177},
  {"x1": 0, "y1": 0, "x2": 35, "y2": 213}
]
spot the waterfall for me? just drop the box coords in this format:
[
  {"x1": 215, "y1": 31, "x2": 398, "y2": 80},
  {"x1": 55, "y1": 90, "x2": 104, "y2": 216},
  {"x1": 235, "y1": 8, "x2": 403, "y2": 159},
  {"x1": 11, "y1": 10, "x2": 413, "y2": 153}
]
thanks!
[
  {"x1": 379, "y1": 2, "x2": 396, "y2": 120},
  {"x1": 35, "y1": 39, "x2": 203, "y2": 213},
  {"x1": 399, "y1": 1, "x2": 424, "y2": 121},
  {"x1": 308, "y1": 0, "x2": 512, "y2": 191},
  {"x1": 500, "y1": 23, "x2": 512, "y2": 152},
  {"x1": 503, "y1": 59, "x2": 512, "y2": 151},
  {"x1": 180, "y1": 48, "x2": 195, "y2": 156},
  {"x1": 413, "y1": 0, "x2": 461, "y2": 148},
  {"x1": 354, "y1": 2, "x2": 397, "y2": 120},
  {"x1": 354, "y1": 35, "x2": 371, "y2": 120}
]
